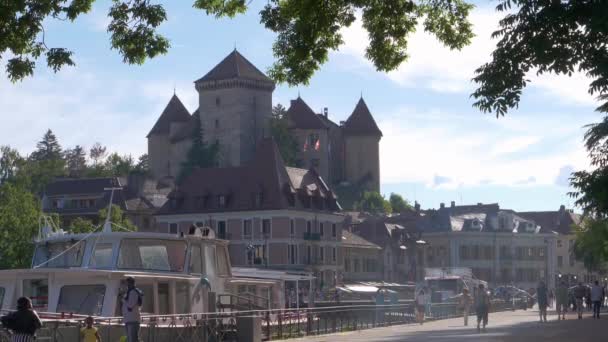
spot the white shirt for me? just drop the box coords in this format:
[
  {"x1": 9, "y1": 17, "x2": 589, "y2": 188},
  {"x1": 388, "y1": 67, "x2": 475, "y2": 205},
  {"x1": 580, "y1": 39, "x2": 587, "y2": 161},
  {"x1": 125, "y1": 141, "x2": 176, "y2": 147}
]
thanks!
[{"x1": 122, "y1": 288, "x2": 142, "y2": 323}]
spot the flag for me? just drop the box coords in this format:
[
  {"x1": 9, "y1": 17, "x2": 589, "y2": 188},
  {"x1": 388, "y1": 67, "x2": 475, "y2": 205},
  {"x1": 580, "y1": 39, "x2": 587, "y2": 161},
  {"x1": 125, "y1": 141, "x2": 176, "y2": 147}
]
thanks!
[{"x1": 314, "y1": 139, "x2": 320, "y2": 151}]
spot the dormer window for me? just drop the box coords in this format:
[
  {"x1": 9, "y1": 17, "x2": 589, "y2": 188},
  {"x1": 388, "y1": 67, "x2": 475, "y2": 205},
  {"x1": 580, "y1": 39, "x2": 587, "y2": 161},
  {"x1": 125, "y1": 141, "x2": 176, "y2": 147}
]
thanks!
[
  {"x1": 254, "y1": 192, "x2": 264, "y2": 207},
  {"x1": 218, "y1": 195, "x2": 226, "y2": 208}
]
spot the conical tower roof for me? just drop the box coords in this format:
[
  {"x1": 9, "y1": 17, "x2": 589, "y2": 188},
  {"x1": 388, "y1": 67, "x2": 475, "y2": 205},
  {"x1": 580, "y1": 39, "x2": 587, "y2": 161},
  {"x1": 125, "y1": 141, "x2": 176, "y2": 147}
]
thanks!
[
  {"x1": 343, "y1": 98, "x2": 382, "y2": 137},
  {"x1": 286, "y1": 96, "x2": 327, "y2": 130},
  {"x1": 147, "y1": 95, "x2": 192, "y2": 138},
  {"x1": 195, "y1": 50, "x2": 273, "y2": 84}
]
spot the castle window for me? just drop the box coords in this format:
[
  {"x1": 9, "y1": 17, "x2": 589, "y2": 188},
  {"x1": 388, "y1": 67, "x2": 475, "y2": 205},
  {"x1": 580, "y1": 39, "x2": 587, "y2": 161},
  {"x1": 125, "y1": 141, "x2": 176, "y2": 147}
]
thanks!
[{"x1": 216, "y1": 97, "x2": 220, "y2": 106}]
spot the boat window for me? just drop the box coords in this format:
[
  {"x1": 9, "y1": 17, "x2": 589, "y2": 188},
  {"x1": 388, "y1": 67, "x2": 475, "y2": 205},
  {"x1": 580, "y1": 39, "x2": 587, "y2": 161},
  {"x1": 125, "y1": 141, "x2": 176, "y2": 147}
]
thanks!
[
  {"x1": 33, "y1": 241, "x2": 86, "y2": 268},
  {"x1": 175, "y1": 282, "x2": 191, "y2": 314},
  {"x1": 138, "y1": 284, "x2": 154, "y2": 314},
  {"x1": 217, "y1": 246, "x2": 230, "y2": 277},
  {"x1": 158, "y1": 283, "x2": 170, "y2": 314},
  {"x1": 0, "y1": 287, "x2": 4, "y2": 309},
  {"x1": 117, "y1": 239, "x2": 187, "y2": 272},
  {"x1": 23, "y1": 279, "x2": 48, "y2": 311},
  {"x1": 189, "y1": 244, "x2": 203, "y2": 274},
  {"x1": 203, "y1": 244, "x2": 216, "y2": 277},
  {"x1": 57, "y1": 285, "x2": 105, "y2": 316},
  {"x1": 90, "y1": 243, "x2": 113, "y2": 268}
]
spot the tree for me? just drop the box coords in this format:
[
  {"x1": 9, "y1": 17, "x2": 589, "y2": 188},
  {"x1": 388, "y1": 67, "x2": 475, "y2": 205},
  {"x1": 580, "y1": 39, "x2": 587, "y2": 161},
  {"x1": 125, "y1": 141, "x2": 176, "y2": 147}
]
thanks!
[
  {"x1": 26, "y1": 129, "x2": 66, "y2": 193},
  {"x1": 30, "y1": 129, "x2": 63, "y2": 162},
  {"x1": 354, "y1": 191, "x2": 392, "y2": 215},
  {"x1": 270, "y1": 104, "x2": 299, "y2": 166},
  {"x1": 0, "y1": 183, "x2": 41, "y2": 269},
  {"x1": 98, "y1": 205, "x2": 137, "y2": 232},
  {"x1": 572, "y1": 218, "x2": 608, "y2": 271},
  {"x1": 89, "y1": 143, "x2": 108, "y2": 167},
  {"x1": 68, "y1": 217, "x2": 97, "y2": 234},
  {"x1": 179, "y1": 111, "x2": 219, "y2": 182},
  {"x1": 2, "y1": 1, "x2": 473, "y2": 84},
  {"x1": 389, "y1": 193, "x2": 412, "y2": 213},
  {"x1": 0, "y1": 146, "x2": 24, "y2": 184},
  {"x1": 104, "y1": 153, "x2": 135, "y2": 176},
  {"x1": 65, "y1": 145, "x2": 88, "y2": 177},
  {"x1": 134, "y1": 154, "x2": 150, "y2": 174}
]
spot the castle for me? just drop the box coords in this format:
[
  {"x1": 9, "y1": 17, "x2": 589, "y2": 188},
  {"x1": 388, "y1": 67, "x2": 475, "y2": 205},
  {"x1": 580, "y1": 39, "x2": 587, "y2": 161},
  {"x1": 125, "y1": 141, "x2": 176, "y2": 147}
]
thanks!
[{"x1": 147, "y1": 50, "x2": 382, "y2": 192}]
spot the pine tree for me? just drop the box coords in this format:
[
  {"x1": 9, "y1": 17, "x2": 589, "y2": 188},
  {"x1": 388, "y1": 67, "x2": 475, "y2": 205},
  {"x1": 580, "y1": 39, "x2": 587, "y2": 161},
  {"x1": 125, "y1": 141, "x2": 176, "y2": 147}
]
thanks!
[
  {"x1": 30, "y1": 129, "x2": 63, "y2": 162},
  {"x1": 89, "y1": 142, "x2": 107, "y2": 167},
  {"x1": 65, "y1": 145, "x2": 87, "y2": 177},
  {"x1": 178, "y1": 112, "x2": 219, "y2": 182}
]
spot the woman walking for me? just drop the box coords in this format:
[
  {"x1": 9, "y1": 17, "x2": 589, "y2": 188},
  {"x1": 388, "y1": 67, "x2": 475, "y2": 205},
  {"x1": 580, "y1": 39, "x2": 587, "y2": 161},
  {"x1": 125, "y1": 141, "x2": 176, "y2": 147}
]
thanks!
[
  {"x1": 1, "y1": 297, "x2": 43, "y2": 342},
  {"x1": 460, "y1": 288, "x2": 472, "y2": 326},
  {"x1": 536, "y1": 281, "x2": 548, "y2": 322},
  {"x1": 415, "y1": 288, "x2": 427, "y2": 325},
  {"x1": 475, "y1": 284, "x2": 490, "y2": 332}
]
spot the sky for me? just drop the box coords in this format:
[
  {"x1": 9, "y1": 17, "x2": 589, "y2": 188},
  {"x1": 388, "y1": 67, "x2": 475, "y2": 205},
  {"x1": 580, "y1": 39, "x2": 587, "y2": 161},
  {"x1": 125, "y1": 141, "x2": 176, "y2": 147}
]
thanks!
[{"x1": 0, "y1": 1, "x2": 601, "y2": 212}]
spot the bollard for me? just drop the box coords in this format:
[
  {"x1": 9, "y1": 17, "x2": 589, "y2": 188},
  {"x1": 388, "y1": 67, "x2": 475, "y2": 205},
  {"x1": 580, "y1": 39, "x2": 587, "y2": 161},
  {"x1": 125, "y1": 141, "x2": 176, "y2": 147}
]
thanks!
[{"x1": 236, "y1": 315, "x2": 261, "y2": 342}]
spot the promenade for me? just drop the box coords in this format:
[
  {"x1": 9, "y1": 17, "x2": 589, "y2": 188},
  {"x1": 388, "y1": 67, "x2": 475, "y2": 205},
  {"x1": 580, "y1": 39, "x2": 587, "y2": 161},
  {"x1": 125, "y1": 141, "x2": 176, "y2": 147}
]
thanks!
[{"x1": 287, "y1": 309, "x2": 606, "y2": 341}]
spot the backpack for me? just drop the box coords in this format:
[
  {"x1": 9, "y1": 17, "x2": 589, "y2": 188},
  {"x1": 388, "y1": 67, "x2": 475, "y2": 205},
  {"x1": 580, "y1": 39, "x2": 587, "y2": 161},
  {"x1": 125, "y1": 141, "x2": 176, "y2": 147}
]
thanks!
[{"x1": 127, "y1": 288, "x2": 143, "y2": 307}]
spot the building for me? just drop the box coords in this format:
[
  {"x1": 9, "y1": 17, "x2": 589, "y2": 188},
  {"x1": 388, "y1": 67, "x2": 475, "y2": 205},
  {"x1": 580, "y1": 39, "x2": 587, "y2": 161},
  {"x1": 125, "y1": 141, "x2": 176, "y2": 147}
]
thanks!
[
  {"x1": 419, "y1": 202, "x2": 557, "y2": 290},
  {"x1": 519, "y1": 205, "x2": 604, "y2": 285},
  {"x1": 42, "y1": 173, "x2": 170, "y2": 229},
  {"x1": 147, "y1": 50, "x2": 382, "y2": 193},
  {"x1": 341, "y1": 230, "x2": 382, "y2": 283},
  {"x1": 154, "y1": 138, "x2": 345, "y2": 291}
]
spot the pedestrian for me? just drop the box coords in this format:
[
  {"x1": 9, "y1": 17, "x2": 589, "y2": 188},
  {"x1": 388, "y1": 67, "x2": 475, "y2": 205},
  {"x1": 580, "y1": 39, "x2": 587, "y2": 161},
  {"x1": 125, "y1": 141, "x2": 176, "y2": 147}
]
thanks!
[
  {"x1": 591, "y1": 280, "x2": 603, "y2": 319},
  {"x1": 573, "y1": 282, "x2": 586, "y2": 319},
  {"x1": 548, "y1": 289, "x2": 555, "y2": 308},
  {"x1": 415, "y1": 288, "x2": 426, "y2": 325},
  {"x1": 0, "y1": 297, "x2": 43, "y2": 342},
  {"x1": 475, "y1": 284, "x2": 490, "y2": 332},
  {"x1": 460, "y1": 288, "x2": 472, "y2": 326},
  {"x1": 556, "y1": 281, "x2": 569, "y2": 320},
  {"x1": 536, "y1": 281, "x2": 548, "y2": 322},
  {"x1": 80, "y1": 316, "x2": 101, "y2": 342},
  {"x1": 121, "y1": 277, "x2": 143, "y2": 342}
]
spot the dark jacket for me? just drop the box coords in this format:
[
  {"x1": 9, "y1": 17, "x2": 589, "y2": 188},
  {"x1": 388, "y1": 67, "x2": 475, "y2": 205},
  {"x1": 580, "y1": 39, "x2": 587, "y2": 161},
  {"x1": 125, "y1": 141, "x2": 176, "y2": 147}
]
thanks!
[{"x1": 1, "y1": 309, "x2": 43, "y2": 336}]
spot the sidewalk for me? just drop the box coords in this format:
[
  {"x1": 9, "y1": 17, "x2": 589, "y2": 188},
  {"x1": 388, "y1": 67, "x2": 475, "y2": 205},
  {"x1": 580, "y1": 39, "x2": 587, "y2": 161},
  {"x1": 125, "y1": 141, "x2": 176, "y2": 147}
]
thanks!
[{"x1": 285, "y1": 309, "x2": 607, "y2": 341}]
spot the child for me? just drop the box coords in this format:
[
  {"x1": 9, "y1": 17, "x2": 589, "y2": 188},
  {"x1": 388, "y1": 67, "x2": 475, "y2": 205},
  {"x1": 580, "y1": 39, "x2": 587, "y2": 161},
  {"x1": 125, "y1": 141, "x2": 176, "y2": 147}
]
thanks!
[{"x1": 80, "y1": 316, "x2": 101, "y2": 342}]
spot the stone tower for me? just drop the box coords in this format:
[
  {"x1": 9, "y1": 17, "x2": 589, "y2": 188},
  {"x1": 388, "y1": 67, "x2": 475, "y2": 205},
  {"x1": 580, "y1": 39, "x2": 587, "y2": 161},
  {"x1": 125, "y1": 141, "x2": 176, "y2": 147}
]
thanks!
[
  {"x1": 342, "y1": 98, "x2": 383, "y2": 192},
  {"x1": 194, "y1": 50, "x2": 276, "y2": 167}
]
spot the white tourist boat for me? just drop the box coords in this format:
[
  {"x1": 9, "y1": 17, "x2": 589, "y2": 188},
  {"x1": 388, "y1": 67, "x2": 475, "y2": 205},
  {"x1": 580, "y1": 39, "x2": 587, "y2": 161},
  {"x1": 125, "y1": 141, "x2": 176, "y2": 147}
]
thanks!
[{"x1": 0, "y1": 213, "x2": 277, "y2": 318}]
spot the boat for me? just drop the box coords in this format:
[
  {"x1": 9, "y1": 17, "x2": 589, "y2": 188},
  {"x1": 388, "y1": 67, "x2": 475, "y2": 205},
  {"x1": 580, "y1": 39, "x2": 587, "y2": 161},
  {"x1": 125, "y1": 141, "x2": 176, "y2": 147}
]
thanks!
[{"x1": 0, "y1": 212, "x2": 276, "y2": 318}]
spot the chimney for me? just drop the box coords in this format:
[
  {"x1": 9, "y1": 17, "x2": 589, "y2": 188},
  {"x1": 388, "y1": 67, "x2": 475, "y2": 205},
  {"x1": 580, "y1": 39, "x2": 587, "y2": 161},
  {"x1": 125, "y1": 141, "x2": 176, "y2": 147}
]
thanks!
[
  {"x1": 477, "y1": 202, "x2": 483, "y2": 206},
  {"x1": 451, "y1": 201, "x2": 456, "y2": 208},
  {"x1": 559, "y1": 204, "x2": 566, "y2": 212},
  {"x1": 440, "y1": 202, "x2": 445, "y2": 209},
  {"x1": 340, "y1": 120, "x2": 345, "y2": 126},
  {"x1": 414, "y1": 201, "x2": 421, "y2": 213},
  {"x1": 323, "y1": 107, "x2": 328, "y2": 118}
]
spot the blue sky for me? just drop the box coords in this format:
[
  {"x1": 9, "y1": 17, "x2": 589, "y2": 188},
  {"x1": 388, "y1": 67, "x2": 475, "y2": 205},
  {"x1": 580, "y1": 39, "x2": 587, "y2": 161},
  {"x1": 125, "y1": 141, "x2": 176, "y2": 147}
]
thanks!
[{"x1": 0, "y1": 1, "x2": 600, "y2": 211}]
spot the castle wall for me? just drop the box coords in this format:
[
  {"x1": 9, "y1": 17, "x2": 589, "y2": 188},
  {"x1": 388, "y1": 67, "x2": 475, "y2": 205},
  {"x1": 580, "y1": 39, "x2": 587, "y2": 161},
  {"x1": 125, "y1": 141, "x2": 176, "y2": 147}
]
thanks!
[
  {"x1": 292, "y1": 128, "x2": 330, "y2": 182},
  {"x1": 148, "y1": 135, "x2": 171, "y2": 179},
  {"x1": 344, "y1": 135, "x2": 380, "y2": 192}
]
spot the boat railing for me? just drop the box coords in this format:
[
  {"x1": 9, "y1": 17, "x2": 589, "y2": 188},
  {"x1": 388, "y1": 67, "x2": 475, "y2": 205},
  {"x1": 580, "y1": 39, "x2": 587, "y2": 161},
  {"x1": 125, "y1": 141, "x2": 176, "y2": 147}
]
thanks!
[{"x1": 217, "y1": 292, "x2": 270, "y2": 311}]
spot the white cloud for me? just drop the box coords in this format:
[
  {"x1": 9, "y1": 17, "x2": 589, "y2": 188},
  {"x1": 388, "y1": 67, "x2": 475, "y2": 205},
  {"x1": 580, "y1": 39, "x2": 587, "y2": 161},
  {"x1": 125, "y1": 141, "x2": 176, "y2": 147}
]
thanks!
[
  {"x1": 490, "y1": 136, "x2": 541, "y2": 157},
  {"x1": 337, "y1": 6, "x2": 596, "y2": 106}
]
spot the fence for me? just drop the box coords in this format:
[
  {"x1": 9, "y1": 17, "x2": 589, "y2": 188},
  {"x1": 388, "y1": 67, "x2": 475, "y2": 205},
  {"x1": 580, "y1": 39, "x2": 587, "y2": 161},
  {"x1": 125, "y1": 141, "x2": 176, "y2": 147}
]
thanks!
[{"x1": 0, "y1": 299, "x2": 527, "y2": 342}]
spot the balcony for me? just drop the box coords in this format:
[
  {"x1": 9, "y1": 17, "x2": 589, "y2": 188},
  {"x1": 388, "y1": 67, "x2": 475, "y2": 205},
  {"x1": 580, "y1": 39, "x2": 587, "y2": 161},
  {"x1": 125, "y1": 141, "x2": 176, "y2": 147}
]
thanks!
[{"x1": 303, "y1": 232, "x2": 321, "y2": 241}]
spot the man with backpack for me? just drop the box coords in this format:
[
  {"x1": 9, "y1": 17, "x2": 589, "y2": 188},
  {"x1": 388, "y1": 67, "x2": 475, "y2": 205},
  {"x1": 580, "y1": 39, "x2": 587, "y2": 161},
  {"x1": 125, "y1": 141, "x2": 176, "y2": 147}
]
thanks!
[{"x1": 122, "y1": 277, "x2": 143, "y2": 342}]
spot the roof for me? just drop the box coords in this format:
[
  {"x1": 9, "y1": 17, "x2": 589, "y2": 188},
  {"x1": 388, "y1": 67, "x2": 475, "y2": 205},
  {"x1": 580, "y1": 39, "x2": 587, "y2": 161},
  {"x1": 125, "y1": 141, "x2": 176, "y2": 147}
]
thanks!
[
  {"x1": 342, "y1": 230, "x2": 381, "y2": 249},
  {"x1": 286, "y1": 97, "x2": 328, "y2": 130},
  {"x1": 156, "y1": 138, "x2": 341, "y2": 215},
  {"x1": 147, "y1": 95, "x2": 192, "y2": 138},
  {"x1": 45, "y1": 177, "x2": 121, "y2": 196},
  {"x1": 519, "y1": 207, "x2": 581, "y2": 235},
  {"x1": 343, "y1": 98, "x2": 382, "y2": 137},
  {"x1": 170, "y1": 109, "x2": 199, "y2": 143},
  {"x1": 195, "y1": 50, "x2": 273, "y2": 84}
]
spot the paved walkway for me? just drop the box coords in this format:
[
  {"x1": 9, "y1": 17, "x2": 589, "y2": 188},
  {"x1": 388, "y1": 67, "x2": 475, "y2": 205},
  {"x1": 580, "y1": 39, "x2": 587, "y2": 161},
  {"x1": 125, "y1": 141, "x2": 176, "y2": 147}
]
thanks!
[{"x1": 287, "y1": 309, "x2": 607, "y2": 341}]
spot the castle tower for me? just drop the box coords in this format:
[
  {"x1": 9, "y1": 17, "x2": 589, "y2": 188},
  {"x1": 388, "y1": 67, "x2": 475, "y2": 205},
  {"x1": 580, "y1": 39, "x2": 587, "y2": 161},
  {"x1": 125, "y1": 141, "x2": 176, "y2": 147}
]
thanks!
[
  {"x1": 194, "y1": 50, "x2": 276, "y2": 167},
  {"x1": 342, "y1": 98, "x2": 382, "y2": 192},
  {"x1": 147, "y1": 94, "x2": 193, "y2": 179}
]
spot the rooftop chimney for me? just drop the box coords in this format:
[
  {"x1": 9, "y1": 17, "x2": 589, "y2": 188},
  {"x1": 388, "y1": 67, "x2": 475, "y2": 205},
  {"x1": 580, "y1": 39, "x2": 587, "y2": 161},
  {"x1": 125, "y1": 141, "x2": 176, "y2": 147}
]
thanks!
[
  {"x1": 451, "y1": 201, "x2": 456, "y2": 208},
  {"x1": 323, "y1": 107, "x2": 328, "y2": 118},
  {"x1": 559, "y1": 204, "x2": 566, "y2": 212},
  {"x1": 414, "y1": 201, "x2": 421, "y2": 213},
  {"x1": 440, "y1": 202, "x2": 445, "y2": 209},
  {"x1": 477, "y1": 202, "x2": 483, "y2": 206},
  {"x1": 340, "y1": 120, "x2": 345, "y2": 126}
]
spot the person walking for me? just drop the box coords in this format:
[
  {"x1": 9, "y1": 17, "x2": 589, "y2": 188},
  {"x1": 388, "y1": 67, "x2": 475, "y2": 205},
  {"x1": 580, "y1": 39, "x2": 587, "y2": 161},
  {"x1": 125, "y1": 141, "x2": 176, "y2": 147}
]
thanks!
[
  {"x1": 555, "y1": 281, "x2": 569, "y2": 320},
  {"x1": 415, "y1": 288, "x2": 427, "y2": 325},
  {"x1": 122, "y1": 277, "x2": 143, "y2": 342},
  {"x1": 536, "y1": 281, "x2": 548, "y2": 322},
  {"x1": 0, "y1": 297, "x2": 43, "y2": 342},
  {"x1": 573, "y1": 282, "x2": 586, "y2": 319},
  {"x1": 475, "y1": 284, "x2": 490, "y2": 332},
  {"x1": 591, "y1": 280, "x2": 603, "y2": 319},
  {"x1": 460, "y1": 288, "x2": 472, "y2": 326}
]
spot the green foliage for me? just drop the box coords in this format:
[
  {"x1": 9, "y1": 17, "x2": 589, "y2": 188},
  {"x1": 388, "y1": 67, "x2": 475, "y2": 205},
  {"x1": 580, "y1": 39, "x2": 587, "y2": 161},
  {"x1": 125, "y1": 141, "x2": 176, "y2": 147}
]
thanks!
[
  {"x1": 270, "y1": 104, "x2": 299, "y2": 166},
  {"x1": 389, "y1": 193, "x2": 412, "y2": 213},
  {"x1": 134, "y1": 154, "x2": 150, "y2": 174},
  {"x1": 104, "y1": 153, "x2": 135, "y2": 177},
  {"x1": 98, "y1": 205, "x2": 137, "y2": 231},
  {"x1": 2, "y1": 0, "x2": 473, "y2": 84},
  {"x1": 68, "y1": 217, "x2": 97, "y2": 234},
  {"x1": 573, "y1": 218, "x2": 608, "y2": 272},
  {"x1": 354, "y1": 191, "x2": 392, "y2": 215},
  {"x1": 472, "y1": 1, "x2": 608, "y2": 117},
  {"x1": 0, "y1": 183, "x2": 41, "y2": 269},
  {"x1": 0, "y1": 146, "x2": 24, "y2": 185},
  {"x1": 179, "y1": 111, "x2": 219, "y2": 182},
  {"x1": 65, "y1": 145, "x2": 88, "y2": 177}
]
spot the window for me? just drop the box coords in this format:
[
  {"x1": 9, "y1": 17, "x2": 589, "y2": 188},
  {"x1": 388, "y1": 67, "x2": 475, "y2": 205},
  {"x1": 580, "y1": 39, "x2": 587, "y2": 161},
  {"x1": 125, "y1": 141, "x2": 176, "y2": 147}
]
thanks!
[
  {"x1": 344, "y1": 258, "x2": 350, "y2": 272},
  {"x1": 143, "y1": 217, "x2": 151, "y2": 229},
  {"x1": 332, "y1": 224, "x2": 337, "y2": 238},
  {"x1": 90, "y1": 243, "x2": 113, "y2": 269},
  {"x1": 243, "y1": 220, "x2": 252, "y2": 239},
  {"x1": 319, "y1": 223, "x2": 324, "y2": 237},
  {"x1": 254, "y1": 192, "x2": 264, "y2": 207},
  {"x1": 247, "y1": 244, "x2": 266, "y2": 265},
  {"x1": 204, "y1": 244, "x2": 217, "y2": 276},
  {"x1": 557, "y1": 240, "x2": 562, "y2": 248},
  {"x1": 319, "y1": 247, "x2": 325, "y2": 262},
  {"x1": 217, "y1": 246, "x2": 230, "y2": 276},
  {"x1": 216, "y1": 96, "x2": 220, "y2": 106},
  {"x1": 306, "y1": 221, "x2": 312, "y2": 234},
  {"x1": 218, "y1": 195, "x2": 226, "y2": 208},
  {"x1": 557, "y1": 256, "x2": 563, "y2": 268},
  {"x1": 169, "y1": 223, "x2": 178, "y2": 235},
  {"x1": 288, "y1": 244, "x2": 298, "y2": 265},
  {"x1": 118, "y1": 239, "x2": 187, "y2": 272},
  {"x1": 217, "y1": 221, "x2": 227, "y2": 239},
  {"x1": 539, "y1": 247, "x2": 545, "y2": 258},
  {"x1": 290, "y1": 220, "x2": 296, "y2": 237},
  {"x1": 307, "y1": 246, "x2": 312, "y2": 264},
  {"x1": 354, "y1": 259, "x2": 360, "y2": 272},
  {"x1": 175, "y1": 282, "x2": 191, "y2": 314},
  {"x1": 57, "y1": 285, "x2": 105, "y2": 316},
  {"x1": 262, "y1": 219, "x2": 271, "y2": 238},
  {"x1": 332, "y1": 247, "x2": 337, "y2": 263},
  {"x1": 158, "y1": 283, "x2": 170, "y2": 315},
  {"x1": 190, "y1": 245, "x2": 203, "y2": 274},
  {"x1": 33, "y1": 241, "x2": 86, "y2": 268},
  {"x1": 23, "y1": 279, "x2": 48, "y2": 311}
]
